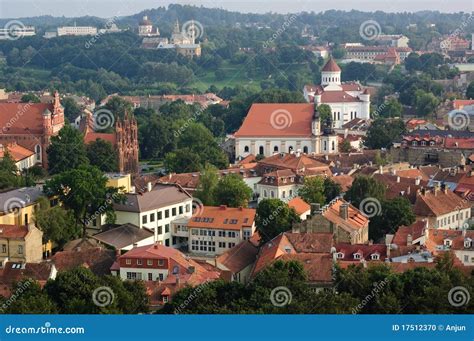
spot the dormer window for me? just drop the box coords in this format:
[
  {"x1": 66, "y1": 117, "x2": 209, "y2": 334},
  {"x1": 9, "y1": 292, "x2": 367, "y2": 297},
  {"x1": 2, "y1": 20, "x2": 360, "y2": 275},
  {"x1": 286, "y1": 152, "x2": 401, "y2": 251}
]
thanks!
[
  {"x1": 336, "y1": 252, "x2": 344, "y2": 259},
  {"x1": 444, "y1": 239, "x2": 452, "y2": 247},
  {"x1": 412, "y1": 141, "x2": 417, "y2": 146},
  {"x1": 464, "y1": 239, "x2": 472, "y2": 249},
  {"x1": 430, "y1": 141, "x2": 435, "y2": 146},
  {"x1": 371, "y1": 253, "x2": 380, "y2": 260},
  {"x1": 353, "y1": 253, "x2": 361, "y2": 260},
  {"x1": 421, "y1": 141, "x2": 426, "y2": 146}
]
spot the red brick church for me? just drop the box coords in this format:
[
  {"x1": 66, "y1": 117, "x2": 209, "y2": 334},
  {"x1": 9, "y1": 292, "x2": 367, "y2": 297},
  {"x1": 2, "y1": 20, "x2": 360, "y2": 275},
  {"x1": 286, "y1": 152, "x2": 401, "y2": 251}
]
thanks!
[
  {"x1": 0, "y1": 91, "x2": 65, "y2": 168},
  {"x1": 82, "y1": 111, "x2": 139, "y2": 174}
]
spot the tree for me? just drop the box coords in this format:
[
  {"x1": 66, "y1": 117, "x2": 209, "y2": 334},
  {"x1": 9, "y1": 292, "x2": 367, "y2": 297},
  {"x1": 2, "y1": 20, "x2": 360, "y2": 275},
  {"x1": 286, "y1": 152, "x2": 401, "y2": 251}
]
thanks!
[
  {"x1": 4, "y1": 280, "x2": 57, "y2": 314},
  {"x1": 323, "y1": 177, "x2": 342, "y2": 202},
  {"x1": 86, "y1": 138, "x2": 118, "y2": 172},
  {"x1": 345, "y1": 175, "x2": 386, "y2": 208},
  {"x1": 364, "y1": 118, "x2": 405, "y2": 149},
  {"x1": 298, "y1": 177, "x2": 325, "y2": 205},
  {"x1": 47, "y1": 125, "x2": 89, "y2": 175},
  {"x1": 466, "y1": 81, "x2": 474, "y2": 100},
  {"x1": 369, "y1": 197, "x2": 416, "y2": 241},
  {"x1": 20, "y1": 93, "x2": 40, "y2": 103},
  {"x1": 34, "y1": 197, "x2": 81, "y2": 250},
  {"x1": 317, "y1": 104, "x2": 332, "y2": 123},
  {"x1": 255, "y1": 199, "x2": 301, "y2": 243},
  {"x1": 43, "y1": 165, "x2": 124, "y2": 236},
  {"x1": 164, "y1": 148, "x2": 202, "y2": 173},
  {"x1": 194, "y1": 164, "x2": 219, "y2": 206},
  {"x1": 62, "y1": 97, "x2": 82, "y2": 122},
  {"x1": 379, "y1": 98, "x2": 403, "y2": 118},
  {"x1": 414, "y1": 90, "x2": 440, "y2": 116},
  {"x1": 339, "y1": 139, "x2": 351, "y2": 152},
  {"x1": 214, "y1": 174, "x2": 252, "y2": 208},
  {"x1": 0, "y1": 151, "x2": 19, "y2": 190}
]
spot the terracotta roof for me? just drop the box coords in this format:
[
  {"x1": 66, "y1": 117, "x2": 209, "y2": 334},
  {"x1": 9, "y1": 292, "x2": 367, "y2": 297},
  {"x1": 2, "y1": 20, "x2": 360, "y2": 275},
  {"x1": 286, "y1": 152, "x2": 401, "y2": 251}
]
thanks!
[
  {"x1": 83, "y1": 132, "x2": 116, "y2": 145},
  {"x1": 259, "y1": 153, "x2": 331, "y2": 174},
  {"x1": 92, "y1": 224, "x2": 154, "y2": 249},
  {"x1": 0, "y1": 103, "x2": 54, "y2": 134},
  {"x1": 288, "y1": 197, "x2": 310, "y2": 215},
  {"x1": 234, "y1": 103, "x2": 313, "y2": 137},
  {"x1": 322, "y1": 57, "x2": 341, "y2": 72},
  {"x1": 52, "y1": 247, "x2": 116, "y2": 275},
  {"x1": 188, "y1": 205, "x2": 256, "y2": 231},
  {"x1": 280, "y1": 253, "x2": 333, "y2": 284},
  {"x1": 0, "y1": 143, "x2": 34, "y2": 161},
  {"x1": 0, "y1": 262, "x2": 53, "y2": 290},
  {"x1": 392, "y1": 220, "x2": 426, "y2": 246},
  {"x1": 453, "y1": 99, "x2": 474, "y2": 110},
  {"x1": 331, "y1": 175, "x2": 353, "y2": 192},
  {"x1": 414, "y1": 188, "x2": 470, "y2": 217},
  {"x1": 323, "y1": 199, "x2": 368, "y2": 232},
  {"x1": 217, "y1": 240, "x2": 259, "y2": 273},
  {"x1": 0, "y1": 225, "x2": 28, "y2": 238},
  {"x1": 425, "y1": 229, "x2": 474, "y2": 254},
  {"x1": 335, "y1": 243, "x2": 387, "y2": 261},
  {"x1": 321, "y1": 91, "x2": 361, "y2": 103},
  {"x1": 237, "y1": 154, "x2": 257, "y2": 165},
  {"x1": 159, "y1": 172, "x2": 200, "y2": 189}
]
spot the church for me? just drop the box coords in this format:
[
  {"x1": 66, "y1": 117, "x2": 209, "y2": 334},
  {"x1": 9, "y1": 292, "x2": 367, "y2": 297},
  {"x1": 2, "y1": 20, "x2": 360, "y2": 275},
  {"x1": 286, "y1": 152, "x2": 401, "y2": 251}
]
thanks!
[{"x1": 303, "y1": 58, "x2": 371, "y2": 128}]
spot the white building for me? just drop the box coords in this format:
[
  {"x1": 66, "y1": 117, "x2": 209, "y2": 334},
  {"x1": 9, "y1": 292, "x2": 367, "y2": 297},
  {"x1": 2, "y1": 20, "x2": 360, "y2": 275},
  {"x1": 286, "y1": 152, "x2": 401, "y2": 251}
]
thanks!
[
  {"x1": 138, "y1": 16, "x2": 159, "y2": 37},
  {"x1": 303, "y1": 58, "x2": 370, "y2": 129},
  {"x1": 0, "y1": 26, "x2": 36, "y2": 40},
  {"x1": 57, "y1": 25, "x2": 97, "y2": 36}
]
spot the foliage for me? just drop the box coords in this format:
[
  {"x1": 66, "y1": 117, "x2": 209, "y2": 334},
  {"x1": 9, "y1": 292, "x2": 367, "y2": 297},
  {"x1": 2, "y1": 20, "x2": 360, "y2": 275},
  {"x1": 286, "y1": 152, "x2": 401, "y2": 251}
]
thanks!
[
  {"x1": 86, "y1": 138, "x2": 118, "y2": 172},
  {"x1": 466, "y1": 81, "x2": 474, "y2": 100},
  {"x1": 255, "y1": 199, "x2": 301, "y2": 243},
  {"x1": 193, "y1": 164, "x2": 219, "y2": 206},
  {"x1": 323, "y1": 177, "x2": 342, "y2": 202},
  {"x1": 20, "y1": 93, "x2": 40, "y2": 103},
  {"x1": 339, "y1": 139, "x2": 352, "y2": 152},
  {"x1": 317, "y1": 104, "x2": 332, "y2": 123},
  {"x1": 0, "y1": 151, "x2": 19, "y2": 190},
  {"x1": 298, "y1": 177, "x2": 325, "y2": 205},
  {"x1": 62, "y1": 97, "x2": 82, "y2": 122},
  {"x1": 364, "y1": 118, "x2": 405, "y2": 149},
  {"x1": 3, "y1": 280, "x2": 57, "y2": 314},
  {"x1": 214, "y1": 174, "x2": 252, "y2": 208},
  {"x1": 378, "y1": 98, "x2": 402, "y2": 118},
  {"x1": 345, "y1": 175, "x2": 386, "y2": 208}
]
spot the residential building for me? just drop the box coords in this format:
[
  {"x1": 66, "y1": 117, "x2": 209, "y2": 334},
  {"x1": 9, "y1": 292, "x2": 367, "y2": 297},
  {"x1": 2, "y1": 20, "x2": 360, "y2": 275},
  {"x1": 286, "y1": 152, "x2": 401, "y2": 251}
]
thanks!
[
  {"x1": 0, "y1": 91, "x2": 64, "y2": 168},
  {"x1": 0, "y1": 262, "x2": 55, "y2": 298},
  {"x1": 216, "y1": 239, "x2": 259, "y2": 283},
  {"x1": 288, "y1": 197, "x2": 311, "y2": 220},
  {"x1": 111, "y1": 183, "x2": 193, "y2": 247},
  {"x1": 292, "y1": 198, "x2": 369, "y2": 244},
  {"x1": 0, "y1": 224, "x2": 43, "y2": 264},
  {"x1": 92, "y1": 223, "x2": 155, "y2": 251},
  {"x1": 0, "y1": 26, "x2": 35, "y2": 40},
  {"x1": 373, "y1": 34, "x2": 410, "y2": 48},
  {"x1": 425, "y1": 228, "x2": 474, "y2": 266},
  {"x1": 413, "y1": 187, "x2": 471, "y2": 229},
  {"x1": 186, "y1": 205, "x2": 256, "y2": 257},
  {"x1": 105, "y1": 173, "x2": 132, "y2": 193},
  {"x1": 0, "y1": 186, "x2": 44, "y2": 226},
  {"x1": 57, "y1": 25, "x2": 97, "y2": 36},
  {"x1": 303, "y1": 58, "x2": 371, "y2": 128},
  {"x1": 343, "y1": 46, "x2": 412, "y2": 61},
  {"x1": 0, "y1": 143, "x2": 36, "y2": 170}
]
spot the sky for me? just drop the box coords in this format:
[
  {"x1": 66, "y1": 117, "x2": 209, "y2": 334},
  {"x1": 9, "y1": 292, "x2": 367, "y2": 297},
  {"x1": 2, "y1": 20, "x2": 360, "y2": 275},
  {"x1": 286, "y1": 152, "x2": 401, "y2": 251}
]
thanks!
[{"x1": 0, "y1": 0, "x2": 472, "y2": 18}]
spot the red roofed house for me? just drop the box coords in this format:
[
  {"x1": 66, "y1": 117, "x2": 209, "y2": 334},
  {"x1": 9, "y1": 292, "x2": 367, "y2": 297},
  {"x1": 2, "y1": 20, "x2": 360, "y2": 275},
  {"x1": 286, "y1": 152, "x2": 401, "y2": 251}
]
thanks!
[
  {"x1": 80, "y1": 111, "x2": 139, "y2": 174},
  {"x1": 288, "y1": 197, "x2": 311, "y2": 220},
  {"x1": 0, "y1": 224, "x2": 43, "y2": 265},
  {"x1": 0, "y1": 91, "x2": 64, "y2": 169},
  {"x1": 303, "y1": 57, "x2": 370, "y2": 127},
  {"x1": 216, "y1": 239, "x2": 259, "y2": 283},
  {"x1": 186, "y1": 205, "x2": 256, "y2": 256},
  {"x1": 111, "y1": 243, "x2": 220, "y2": 306},
  {"x1": 425, "y1": 228, "x2": 474, "y2": 266},
  {"x1": 0, "y1": 143, "x2": 36, "y2": 170}
]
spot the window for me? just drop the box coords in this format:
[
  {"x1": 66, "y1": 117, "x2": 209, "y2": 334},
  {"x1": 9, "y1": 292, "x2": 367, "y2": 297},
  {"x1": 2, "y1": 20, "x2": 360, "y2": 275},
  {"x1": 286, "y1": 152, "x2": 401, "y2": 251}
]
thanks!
[
  {"x1": 273, "y1": 146, "x2": 279, "y2": 152},
  {"x1": 353, "y1": 253, "x2": 361, "y2": 260},
  {"x1": 162, "y1": 296, "x2": 169, "y2": 303},
  {"x1": 126, "y1": 259, "x2": 131, "y2": 265},
  {"x1": 148, "y1": 273, "x2": 153, "y2": 281},
  {"x1": 336, "y1": 252, "x2": 344, "y2": 259},
  {"x1": 150, "y1": 213, "x2": 155, "y2": 222},
  {"x1": 464, "y1": 255, "x2": 469, "y2": 263},
  {"x1": 172, "y1": 207, "x2": 177, "y2": 216},
  {"x1": 332, "y1": 141, "x2": 335, "y2": 151},
  {"x1": 158, "y1": 259, "x2": 164, "y2": 266},
  {"x1": 35, "y1": 144, "x2": 41, "y2": 161},
  {"x1": 371, "y1": 254, "x2": 380, "y2": 260},
  {"x1": 158, "y1": 211, "x2": 162, "y2": 220},
  {"x1": 228, "y1": 231, "x2": 236, "y2": 238},
  {"x1": 179, "y1": 206, "x2": 183, "y2": 215},
  {"x1": 24, "y1": 213, "x2": 28, "y2": 225},
  {"x1": 147, "y1": 260, "x2": 153, "y2": 266},
  {"x1": 165, "y1": 224, "x2": 170, "y2": 233},
  {"x1": 159, "y1": 273, "x2": 164, "y2": 281},
  {"x1": 219, "y1": 230, "x2": 226, "y2": 237},
  {"x1": 243, "y1": 230, "x2": 251, "y2": 240},
  {"x1": 1, "y1": 244, "x2": 6, "y2": 253},
  {"x1": 165, "y1": 210, "x2": 170, "y2": 218},
  {"x1": 158, "y1": 226, "x2": 163, "y2": 234},
  {"x1": 303, "y1": 146, "x2": 308, "y2": 154},
  {"x1": 259, "y1": 146, "x2": 264, "y2": 155},
  {"x1": 17, "y1": 245, "x2": 23, "y2": 254},
  {"x1": 282, "y1": 191, "x2": 286, "y2": 198},
  {"x1": 219, "y1": 242, "x2": 226, "y2": 248},
  {"x1": 288, "y1": 146, "x2": 293, "y2": 153},
  {"x1": 244, "y1": 146, "x2": 249, "y2": 153},
  {"x1": 263, "y1": 190, "x2": 267, "y2": 197},
  {"x1": 142, "y1": 215, "x2": 147, "y2": 224},
  {"x1": 271, "y1": 191, "x2": 275, "y2": 198},
  {"x1": 228, "y1": 242, "x2": 236, "y2": 248},
  {"x1": 192, "y1": 229, "x2": 198, "y2": 235},
  {"x1": 137, "y1": 259, "x2": 142, "y2": 265},
  {"x1": 165, "y1": 239, "x2": 170, "y2": 246}
]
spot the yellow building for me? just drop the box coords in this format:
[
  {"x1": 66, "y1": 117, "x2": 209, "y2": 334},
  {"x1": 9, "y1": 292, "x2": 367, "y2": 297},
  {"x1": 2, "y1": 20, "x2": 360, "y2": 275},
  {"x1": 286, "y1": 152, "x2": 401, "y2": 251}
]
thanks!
[
  {"x1": 0, "y1": 224, "x2": 43, "y2": 264},
  {"x1": 106, "y1": 173, "x2": 132, "y2": 193}
]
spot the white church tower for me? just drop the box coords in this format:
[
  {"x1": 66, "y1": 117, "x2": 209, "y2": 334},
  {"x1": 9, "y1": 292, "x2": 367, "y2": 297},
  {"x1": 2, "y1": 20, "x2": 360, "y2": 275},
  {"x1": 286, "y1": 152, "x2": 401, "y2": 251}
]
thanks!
[{"x1": 321, "y1": 57, "x2": 342, "y2": 90}]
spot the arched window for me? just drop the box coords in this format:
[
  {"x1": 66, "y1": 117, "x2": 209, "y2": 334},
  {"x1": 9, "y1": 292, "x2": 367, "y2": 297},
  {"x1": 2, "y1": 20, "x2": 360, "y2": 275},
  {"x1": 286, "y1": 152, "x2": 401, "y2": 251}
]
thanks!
[
  {"x1": 303, "y1": 146, "x2": 308, "y2": 154},
  {"x1": 35, "y1": 145, "x2": 41, "y2": 161},
  {"x1": 288, "y1": 146, "x2": 293, "y2": 153},
  {"x1": 263, "y1": 190, "x2": 267, "y2": 197},
  {"x1": 244, "y1": 146, "x2": 249, "y2": 153},
  {"x1": 273, "y1": 146, "x2": 279, "y2": 152},
  {"x1": 271, "y1": 191, "x2": 275, "y2": 198},
  {"x1": 259, "y1": 146, "x2": 264, "y2": 155}
]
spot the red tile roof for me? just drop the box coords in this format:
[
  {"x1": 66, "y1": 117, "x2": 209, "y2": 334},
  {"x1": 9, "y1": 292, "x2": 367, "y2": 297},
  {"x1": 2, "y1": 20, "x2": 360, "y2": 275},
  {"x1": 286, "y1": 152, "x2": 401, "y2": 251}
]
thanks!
[
  {"x1": 322, "y1": 57, "x2": 341, "y2": 72},
  {"x1": 188, "y1": 205, "x2": 256, "y2": 231},
  {"x1": 323, "y1": 199, "x2": 368, "y2": 232},
  {"x1": 217, "y1": 240, "x2": 259, "y2": 273},
  {"x1": 0, "y1": 103, "x2": 54, "y2": 134},
  {"x1": 288, "y1": 197, "x2": 310, "y2": 215},
  {"x1": 335, "y1": 243, "x2": 387, "y2": 261},
  {"x1": 392, "y1": 220, "x2": 426, "y2": 246},
  {"x1": 234, "y1": 103, "x2": 314, "y2": 137},
  {"x1": 0, "y1": 225, "x2": 28, "y2": 238},
  {"x1": 83, "y1": 132, "x2": 116, "y2": 145},
  {"x1": 0, "y1": 143, "x2": 35, "y2": 161},
  {"x1": 414, "y1": 188, "x2": 470, "y2": 217},
  {"x1": 453, "y1": 99, "x2": 474, "y2": 110},
  {"x1": 52, "y1": 246, "x2": 115, "y2": 276}
]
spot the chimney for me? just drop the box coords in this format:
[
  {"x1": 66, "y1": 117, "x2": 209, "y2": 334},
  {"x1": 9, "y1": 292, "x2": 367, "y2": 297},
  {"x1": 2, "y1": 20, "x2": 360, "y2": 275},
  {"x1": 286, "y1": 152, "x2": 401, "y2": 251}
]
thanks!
[
  {"x1": 220, "y1": 205, "x2": 227, "y2": 210},
  {"x1": 310, "y1": 203, "x2": 321, "y2": 215},
  {"x1": 147, "y1": 182, "x2": 152, "y2": 192},
  {"x1": 386, "y1": 244, "x2": 391, "y2": 259},
  {"x1": 295, "y1": 149, "x2": 301, "y2": 157},
  {"x1": 396, "y1": 176, "x2": 400, "y2": 183},
  {"x1": 415, "y1": 177, "x2": 421, "y2": 186},
  {"x1": 441, "y1": 183, "x2": 448, "y2": 194},
  {"x1": 339, "y1": 204, "x2": 349, "y2": 220},
  {"x1": 407, "y1": 233, "x2": 413, "y2": 246},
  {"x1": 133, "y1": 243, "x2": 138, "y2": 248}
]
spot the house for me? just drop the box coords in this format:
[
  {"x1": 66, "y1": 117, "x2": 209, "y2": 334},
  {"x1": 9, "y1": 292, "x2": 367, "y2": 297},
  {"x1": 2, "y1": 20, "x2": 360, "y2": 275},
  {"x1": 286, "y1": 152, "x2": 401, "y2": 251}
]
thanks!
[
  {"x1": 51, "y1": 245, "x2": 116, "y2": 276},
  {"x1": 288, "y1": 197, "x2": 311, "y2": 220},
  {"x1": 391, "y1": 220, "x2": 427, "y2": 247},
  {"x1": 335, "y1": 243, "x2": 388, "y2": 262},
  {"x1": 251, "y1": 232, "x2": 335, "y2": 289},
  {"x1": 0, "y1": 186, "x2": 45, "y2": 226},
  {"x1": 216, "y1": 240, "x2": 259, "y2": 283},
  {"x1": 105, "y1": 173, "x2": 132, "y2": 193},
  {"x1": 186, "y1": 205, "x2": 256, "y2": 257},
  {"x1": 111, "y1": 243, "x2": 219, "y2": 305},
  {"x1": 0, "y1": 224, "x2": 43, "y2": 265},
  {"x1": 425, "y1": 228, "x2": 474, "y2": 266},
  {"x1": 0, "y1": 143, "x2": 36, "y2": 170},
  {"x1": 0, "y1": 91, "x2": 64, "y2": 168},
  {"x1": 293, "y1": 198, "x2": 369, "y2": 244},
  {"x1": 111, "y1": 183, "x2": 193, "y2": 247},
  {"x1": 0, "y1": 262, "x2": 56, "y2": 298},
  {"x1": 413, "y1": 187, "x2": 471, "y2": 229},
  {"x1": 91, "y1": 223, "x2": 155, "y2": 251}
]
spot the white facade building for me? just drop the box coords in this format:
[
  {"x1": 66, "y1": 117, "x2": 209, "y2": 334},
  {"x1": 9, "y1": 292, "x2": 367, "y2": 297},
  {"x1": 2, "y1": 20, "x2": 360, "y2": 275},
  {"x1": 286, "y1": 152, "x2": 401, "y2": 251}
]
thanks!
[{"x1": 57, "y1": 25, "x2": 97, "y2": 36}]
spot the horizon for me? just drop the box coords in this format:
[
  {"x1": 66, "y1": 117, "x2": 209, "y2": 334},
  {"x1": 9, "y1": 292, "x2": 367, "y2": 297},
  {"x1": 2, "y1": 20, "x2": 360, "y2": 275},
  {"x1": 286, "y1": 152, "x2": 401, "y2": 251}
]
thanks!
[{"x1": 0, "y1": 0, "x2": 472, "y2": 19}]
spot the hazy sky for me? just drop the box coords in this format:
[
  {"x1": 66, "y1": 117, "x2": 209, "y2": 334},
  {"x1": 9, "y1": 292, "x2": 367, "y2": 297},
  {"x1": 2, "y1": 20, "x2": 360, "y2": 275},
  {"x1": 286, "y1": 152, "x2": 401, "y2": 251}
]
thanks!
[{"x1": 0, "y1": 0, "x2": 472, "y2": 18}]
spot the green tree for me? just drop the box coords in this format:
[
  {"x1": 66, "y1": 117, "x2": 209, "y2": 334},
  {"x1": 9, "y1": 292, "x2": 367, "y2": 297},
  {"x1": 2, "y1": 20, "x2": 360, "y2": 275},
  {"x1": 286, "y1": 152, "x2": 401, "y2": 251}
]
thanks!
[
  {"x1": 194, "y1": 164, "x2": 219, "y2": 206},
  {"x1": 339, "y1": 139, "x2": 351, "y2": 152},
  {"x1": 298, "y1": 177, "x2": 325, "y2": 205},
  {"x1": 323, "y1": 177, "x2": 342, "y2": 202},
  {"x1": 62, "y1": 97, "x2": 82, "y2": 122},
  {"x1": 43, "y1": 165, "x2": 124, "y2": 236},
  {"x1": 345, "y1": 175, "x2": 386, "y2": 208},
  {"x1": 47, "y1": 125, "x2": 89, "y2": 175},
  {"x1": 20, "y1": 93, "x2": 40, "y2": 103},
  {"x1": 415, "y1": 90, "x2": 440, "y2": 116},
  {"x1": 364, "y1": 118, "x2": 405, "y2": 149},
  {"x1": 34, "y1": 197, "x2": 81, "y2": 250},
  {"x1": 214, "y1": 174, "x2": 252, "y2": 208},
  {"x1": 0, "y1": 150, "x2": 19, "y2": 190},
  {"x1": 4, "y1": 280, "x2": 57, "y2": 314},
  {"x1": 317, "y1": 104, "x2": 332, "y2": 123},
  {"x1": 164, "y1": 148, "x2": 202, "y2": 173},
  {"x1": 369, "y1": 197, "x2": 416, "y2": 241},
  {"x1": 379, "y1": 98, "x2": 403, "y2": 118},
  {"x1": 466, "y1": 81, "x2": 474, "y2": 100},
  {"x1": 86, "y1": 138, "x2": 118, "y2": 172},
  {"x1": 255, "y1": 199, "x2": 301, "y2": 243}
]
